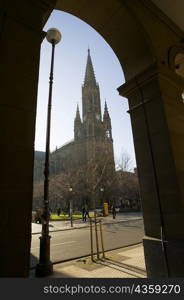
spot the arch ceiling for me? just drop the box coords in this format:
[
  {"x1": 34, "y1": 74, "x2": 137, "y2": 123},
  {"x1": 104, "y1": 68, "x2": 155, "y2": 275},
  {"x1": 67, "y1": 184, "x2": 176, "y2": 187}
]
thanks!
[
  {"x1": 55, "y1": 0, "x2": 154, "y2": 81},
  {"x1": 152, "y1": 0, "x2": 184, "y2": 32}
]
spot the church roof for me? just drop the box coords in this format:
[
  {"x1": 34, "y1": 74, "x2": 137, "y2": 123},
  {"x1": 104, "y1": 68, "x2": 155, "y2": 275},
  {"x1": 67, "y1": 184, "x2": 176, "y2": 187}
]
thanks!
[{"x1": 57, "y1": 139, "x2": 75, "y2": 150}]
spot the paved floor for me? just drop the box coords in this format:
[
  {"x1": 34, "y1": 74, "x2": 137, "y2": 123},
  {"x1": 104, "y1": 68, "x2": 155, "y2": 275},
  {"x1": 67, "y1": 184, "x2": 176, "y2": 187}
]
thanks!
[{"x1": 31, "y1": 243, "x2": 147, "y2": 278}]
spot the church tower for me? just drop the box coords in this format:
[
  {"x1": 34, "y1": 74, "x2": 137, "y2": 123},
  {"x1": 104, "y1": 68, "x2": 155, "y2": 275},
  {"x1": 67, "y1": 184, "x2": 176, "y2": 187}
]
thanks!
[
  {"x1": 82, "y1": 49, "x2": 103, "y2": 162},
  {"x1": 74, "y1": 49, "x2": 115, "y2": 170},
  {"x1": 82, "y1": 48, "x2": 102, "y2": 122}
]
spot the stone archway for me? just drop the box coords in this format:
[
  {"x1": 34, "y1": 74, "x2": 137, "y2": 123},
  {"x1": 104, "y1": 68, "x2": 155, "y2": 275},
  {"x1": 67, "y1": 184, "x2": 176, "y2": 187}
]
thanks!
[
  {"x1": 1, "y1": 0, "x2": 184, "y2": 277},
  {"x1": 55, "y1": 0, "x2": 155, "y2": 80},
  {"x1": 55, "y1": 0, "x2": 184, "y2": 278}
]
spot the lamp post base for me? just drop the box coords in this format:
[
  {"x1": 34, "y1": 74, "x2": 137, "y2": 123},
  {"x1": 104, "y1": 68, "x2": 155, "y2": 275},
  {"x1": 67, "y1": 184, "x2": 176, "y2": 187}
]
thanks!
[
  {"x1": 35, "y1": 262, "x2": 53, "y2": 277},
  {"x1": 35, "y1": 235, "x2": 53, "y2": 277}
]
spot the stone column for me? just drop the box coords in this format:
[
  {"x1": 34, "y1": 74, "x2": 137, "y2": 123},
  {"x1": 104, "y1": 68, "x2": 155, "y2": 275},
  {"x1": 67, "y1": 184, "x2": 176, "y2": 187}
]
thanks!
[
  {"x1": 0, "y1": 0, "x2": 55, "y2": 277},
  {"x1": 118, "y1": 63, "x2": 184, "y2": 277}
]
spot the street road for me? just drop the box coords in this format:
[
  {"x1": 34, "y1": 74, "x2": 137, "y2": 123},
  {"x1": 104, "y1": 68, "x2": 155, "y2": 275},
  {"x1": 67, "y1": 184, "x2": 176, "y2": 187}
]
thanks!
[{"x1": 30, "y1": 219, "x2": 144, "y2": 268}]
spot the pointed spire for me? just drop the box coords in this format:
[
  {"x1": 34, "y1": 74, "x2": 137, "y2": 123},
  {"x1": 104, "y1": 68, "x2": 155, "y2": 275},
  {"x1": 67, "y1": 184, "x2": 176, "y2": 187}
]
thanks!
[
  {"x1": 103, "y1": 100, "x2": 110, "y2": 120},
  {"x1": 75, "y1": 104, "x2": 82, "y2": 124},
  {"x1": 103, "y1": 100, "x2": 112, "y2": 139},
  {"x1": 104, "y1": 100, "x2": 108, "y2": 112},
  {"x1": 84, "y1": 48, "x2": 96, "y2": 86}
]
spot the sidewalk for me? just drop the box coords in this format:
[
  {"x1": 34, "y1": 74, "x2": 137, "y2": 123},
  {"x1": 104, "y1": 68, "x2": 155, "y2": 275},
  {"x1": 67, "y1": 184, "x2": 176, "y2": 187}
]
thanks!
[
  {"x1": 32, "y1": 212, "x2": 143, "y2": 234},
  {"x1": 30, "y1": 243, "x2": 146, "y2": 278}
]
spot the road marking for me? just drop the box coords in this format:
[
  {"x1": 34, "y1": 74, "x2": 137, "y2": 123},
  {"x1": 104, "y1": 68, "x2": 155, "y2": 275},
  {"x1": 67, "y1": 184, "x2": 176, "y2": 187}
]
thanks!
[
  {"x1": 51, "y1": 241, "x2": 76, "y2": 247},
  {"x1": 31, "y1": 241, "x2": 76, "y2": 250}
]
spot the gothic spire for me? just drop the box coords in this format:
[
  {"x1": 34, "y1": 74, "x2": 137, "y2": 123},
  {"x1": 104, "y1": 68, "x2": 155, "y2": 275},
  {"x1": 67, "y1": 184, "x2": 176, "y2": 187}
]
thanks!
[
  {"x1": 84, "y1": 48, "x2": 96, "y2": 86},
  {"x1": 103, "y1": 100, "x2": 110, "y2": 121},
  {"x1": 103, "y1": 100, "x2": 112, "y2": 140},
  {"x1": 75, "y1": 104, "x2": 82, "y2": 124}
]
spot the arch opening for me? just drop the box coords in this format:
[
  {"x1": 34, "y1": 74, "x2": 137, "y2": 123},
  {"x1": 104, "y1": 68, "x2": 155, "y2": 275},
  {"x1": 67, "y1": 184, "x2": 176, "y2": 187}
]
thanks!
[{"x1": 32, "y1": 8, "x2": 144, "y2": 273}]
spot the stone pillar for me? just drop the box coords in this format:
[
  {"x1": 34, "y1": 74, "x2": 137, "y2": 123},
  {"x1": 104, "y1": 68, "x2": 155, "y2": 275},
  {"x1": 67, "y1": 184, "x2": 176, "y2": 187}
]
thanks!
[
  {"x1": 118, "y1": 63, "x2": 184, "y2": 277},
  {"x1": 0, "y1": 0, "x2": 55, "y2": 277}
]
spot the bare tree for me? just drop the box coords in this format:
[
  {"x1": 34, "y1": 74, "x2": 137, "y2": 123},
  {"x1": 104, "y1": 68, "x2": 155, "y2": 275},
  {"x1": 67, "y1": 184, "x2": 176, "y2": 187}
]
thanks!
[
  {"x1": 33, "y1": 180, "x2": 44, "y2": 209},
  {"x1": 33, "y1": 140, "x2": 116, "y2": 211},
  {"x1": 117, "y1": 151, "x2": 133, "y2": 172}
]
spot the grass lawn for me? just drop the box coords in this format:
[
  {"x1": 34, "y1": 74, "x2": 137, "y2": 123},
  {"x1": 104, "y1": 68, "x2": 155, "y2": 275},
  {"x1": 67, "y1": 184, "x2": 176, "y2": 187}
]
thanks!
[{"x1": 50, "y1": 214, "x2": 82, "y2": 220}]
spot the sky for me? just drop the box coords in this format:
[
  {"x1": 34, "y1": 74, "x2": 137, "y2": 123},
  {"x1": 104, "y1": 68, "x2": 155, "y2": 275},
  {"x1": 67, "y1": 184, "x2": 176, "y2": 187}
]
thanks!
[{"x1": 35, "y1": 9, "x2": 136, "y2": 168}]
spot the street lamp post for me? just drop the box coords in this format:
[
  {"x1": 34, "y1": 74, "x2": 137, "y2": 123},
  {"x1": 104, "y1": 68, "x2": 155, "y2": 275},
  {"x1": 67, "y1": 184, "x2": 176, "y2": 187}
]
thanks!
[
  {"x1": 100, "y1": 187, "x2": 104, "y2": 204},
  {"x1": 69, "y1": 187, "x2": 73, "y2": 227},
  {"x1": 100, "y1": 187, "x2": 104, "y2": 215},
  {"x1": 35, "y1": 28, "x2": 61, "y2": 277}
]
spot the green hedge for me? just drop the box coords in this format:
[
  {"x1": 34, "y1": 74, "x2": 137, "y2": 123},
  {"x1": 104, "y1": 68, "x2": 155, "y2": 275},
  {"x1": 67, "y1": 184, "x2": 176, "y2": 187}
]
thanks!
[{"x1": 50, "y1": 214, "x2": 82, "y2": 220}]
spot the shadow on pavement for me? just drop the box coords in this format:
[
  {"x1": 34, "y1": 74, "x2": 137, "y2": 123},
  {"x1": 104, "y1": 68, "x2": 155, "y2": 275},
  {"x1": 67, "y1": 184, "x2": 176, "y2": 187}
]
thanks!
[
  {"x1": 49, "y1": 270, "x2": 75, "y2": 278},
  {"x1": 104, "y1": 258, "x2": 146, "y2": 274},
  {"x1": 96, "y1": 258, "x2": 145, "y2": 278},
  {"x1": 29, "y1": 254, "x2": 74, "y2": 278}
]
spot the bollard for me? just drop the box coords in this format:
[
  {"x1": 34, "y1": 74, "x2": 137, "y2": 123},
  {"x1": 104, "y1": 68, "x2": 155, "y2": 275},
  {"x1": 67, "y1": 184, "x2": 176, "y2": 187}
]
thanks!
[
  {"x1": 99, "y1": 219, "x2": 105, "y2": 259},
  {"x1": 89, "y1": 218, "x2": 94, "y2": 261},
  {"x1": 94, "y1": 211, "x2": 100, "y2": 260}
]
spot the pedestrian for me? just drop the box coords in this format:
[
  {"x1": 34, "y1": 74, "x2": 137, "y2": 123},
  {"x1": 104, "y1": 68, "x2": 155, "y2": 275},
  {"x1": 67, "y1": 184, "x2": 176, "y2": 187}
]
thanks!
[
  {"x1": 85, "y1": 204, "x2": 89, "y2": 219},
  {"x1": 86, "y1": 209, "x2": 89, "y2": 219},
  {"x1": 82, "y1": 206, "x2": 86, "y2": 222},
  {"x1": 112, "y1": 205, "x2": 116, "y2": 219},
  {"x1": 57, "y1": 207, "x2": 61, "y2": 216}
]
